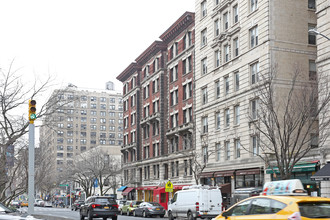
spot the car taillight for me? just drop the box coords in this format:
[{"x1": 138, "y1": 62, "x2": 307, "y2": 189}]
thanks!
[
  {"x1": 113, "y1": 204, "x2": 119, "y2": 208},
  {"x1": 288, "y1": 212, "x2": 302, "y2": 220},
  {"x1": 92, "y1": 204, "x2": 101, "y2": 208},
  {"x1": 196, "y1": 202, "x2": 199, "y2": 211},
  {"x1": 148, "y1": 207, "x2": 152, "y2": 210}
]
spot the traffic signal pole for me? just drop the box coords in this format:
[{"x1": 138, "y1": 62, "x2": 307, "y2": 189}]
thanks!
[
  {"x1": 28, "y1": 123, "x2": 35, "y2": 214},
  {"x1": 28, "y1": 100, "x2": 36, "y2": 215}
]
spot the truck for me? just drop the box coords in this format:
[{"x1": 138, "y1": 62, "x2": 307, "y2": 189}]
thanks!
[{"x1": 167, "y1": 185, "x2": 222, "y2": 220}]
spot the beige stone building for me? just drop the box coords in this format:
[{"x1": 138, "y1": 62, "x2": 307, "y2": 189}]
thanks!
[
  {"x1": 312, "y1": 0, "x2": 330, "y2": 197},
  {"x1": 194, "y1": 0, "x2": 319, "y2": 202},
  {"x1": 39, "y1": 83, "x2": 123, "y2": 179}
]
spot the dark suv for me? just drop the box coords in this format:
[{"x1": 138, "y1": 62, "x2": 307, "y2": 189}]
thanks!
[{"x1": 80, "y1": 196, "x2": 119, "y2": 220}]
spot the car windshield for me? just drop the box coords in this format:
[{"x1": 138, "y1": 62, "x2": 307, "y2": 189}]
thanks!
[
  {"x1": 136, "y1": 201, "x2": 142, "y2": 205},
  {"x1": 299, "y1": 202, "x2": 330, "y2": 218},
  {"x1": 95, "y1": 198, "x2": 115, "y2": 204}
]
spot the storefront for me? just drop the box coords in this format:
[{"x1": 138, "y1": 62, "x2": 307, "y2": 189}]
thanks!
[
  {"x1": 122, "y1": 187, "x2": 135, "y2": 200},
  {"x1": 136, "y1": 185, "x2": 189, "y2": 210},
  {"x1": 266, "y1": 160, "x2": 319, "y2": 196}
]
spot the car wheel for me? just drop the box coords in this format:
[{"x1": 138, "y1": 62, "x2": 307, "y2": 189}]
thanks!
[
  {"x1": 187, "y1": 212, "x2": 195, "y2": 220},
  {"x1": 133, "y1": 210, "x2": 137, "y2": 217},
  {"x1": 160, "y1": 215, "x2": 164, "y2": 218},
  {"x1": 88, "y1": 210, "x2": 93, "y2": 220},
  {"x1": 112, "y1": 216, "x2": 118, "y2": 220},
  {"x1": 79, "y1": 211, "x2": 84, "y2": 220},
  {"x1": 168, "y1": 211, "x2": 174, "y2": 220},
  {"x1": 103, "y1": 218, "x2": 107, "y2": 220}
]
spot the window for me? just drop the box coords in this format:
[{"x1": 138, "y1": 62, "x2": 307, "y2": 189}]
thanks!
[
  {"x1": 308, "y1": 0, "x2": 316, "y2": 9},
  {"x1": 250, "y1": 26, "x2": 258, "y2": 48},
  {"x1": 215, "y1": 19, "x2": 220, "y2": 36},
  {"x1": 188, "y1": 56, "x2": 192, "y2": 72},
  {"x1": 182, "y1": 59, "x2": 187, "y2": 75},
  {"x1": 202, "y1": 87, "x2": 208, "y2": 104},
  {"x1": 233, "y1": 38, "x2": 239, "y2": 57},
  {"x1": 251, "y1": 99, "x2": 259, "y2": 120},
  {"x1": 235, "y1": 139, "x2": 241, "y2": 158},
  {"x1": 224, "y1": 44, "x2": 229, "y2": 62},
  {"x1": 202, "y1": 58, "x2": 208, "y2": 75},
  {"x1": 225, "y1": 76, "x2": 230, "y2": 95},
  {"x1": 251, "y1": 62, "x2": 259, "y2": 84},
  {"x1": 215, "y1": 80, "x2": 221, "y2": 98},
  {"x1": 225, "y1": 108, "x2": 230, "y2": 127},
  {"x1": 233, "y1": 4, "x2": 239, "y2": 23},
  {"x1": 202, "y1": 116, "x2": 208, "y2": 134},
  {"x1": 215, "y1": 0, "x2": 219, "y2": 5},
  {"x1": 252, "y1": 135, "x2": 259, "y2": 156},
  {"x1": 176, "y1": 161, "x2": 179, "y2": 176},
  {"x1": 223, "y1": 12, "x2": 229, "y2": 30},
  {"x1": 310, "y1": 134, "x2": 319, "y2": 148},
  {"x1": 174, "y1": 42, "x2": 179, "y2": 56},
  {"x1": 216, "y1": 112, "x2": 221, "y2": 130},
  {"x1": 203, "y1": 146, "x2": 208, "y2": 163},
  {"x1": 234, "y1": 105, "x2": 240, "y2": 125},
  {"x1": 184, "y1": 160, "x2": 188, "y2": 176},
  {"x1": 309, "y1": 60, "x2": 316, "y2": 80},
  {"x1": 216, "y1": 143, "x2": 221, "y2": 161},
  {"x1": 234, "y1": 72, "x2": 240, "y2": 91},
  {"x1": 201, "y1": 0, "x2": 207, "y2": 17},
  {"x1": 250, "y1": 199, "x2": 286, "y2": 215},
  {"x1": 250, "y1": 0, "x2": 258, "y2": 12},
  {"x1": 308, "y1": 24, "x2": 316, "y2": 45},
  {"x1": 215, "y1": 50, "x2": 220, "y2": 67},
  {"x1": 225, "y1": 141, "x2": 230, "y2": 160},
  {"x1": 201, "y1": 29, "x2": 207, "y2": 46}
]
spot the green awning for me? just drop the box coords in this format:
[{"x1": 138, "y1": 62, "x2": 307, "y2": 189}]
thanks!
[{"x1": 266, "y1": 161, "x2": 318, "y2": 174}]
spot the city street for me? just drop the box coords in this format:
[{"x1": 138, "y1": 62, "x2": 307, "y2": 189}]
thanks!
[{"x1": 20, "y1": 207, "x2": 165, "y2": 220}]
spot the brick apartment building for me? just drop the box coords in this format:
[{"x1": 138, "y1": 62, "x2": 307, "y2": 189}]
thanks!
[{"x1": 116, "y1": 12, "x2": 195, "y2": 208}]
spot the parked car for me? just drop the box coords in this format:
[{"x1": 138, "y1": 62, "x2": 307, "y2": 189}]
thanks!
[
  {"x1": 168, "y1": 185, "x2": 222, "y2": 220},
  {"x1": 133, "y1": 202, "x2": 165, "y2": 218},
  {"x1": 34, "y1": 199, "x2": 44, "y2": 207},
  {"x1": 79, "y1": 196, "x2": 119, "y2": 220},
  {"x1": 20, "y1": 201, "x2": 28, "y2": 207},
  {"x1": 120, "y1": 201, "x2": 132, "y2": 215},
  {"x1": 10, "y1": 201, "x2": 20, "y2": 208},
  {"x1": 72, "y1": 200, "x2": 84, "y2": 211},
  {"x1": 116, "y1": 200, "x2": 126, "y2": 211},
  {"x1": 44, "y1": 201, "x2": 52, "y2": 207},
  {"x1": 120, "y1": 200, "x2": 143, "y2": 216}
]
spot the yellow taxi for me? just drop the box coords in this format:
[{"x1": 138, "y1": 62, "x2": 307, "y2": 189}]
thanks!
[
  {"x1": 214, "y1": 179, "x2": 330, "y2": 220},
  {"x1": 20, "y1": 201, "x2": 28, "y2": 207}
]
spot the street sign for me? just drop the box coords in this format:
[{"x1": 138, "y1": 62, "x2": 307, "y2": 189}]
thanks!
[
  {"x1": 59, "y1": 184, "x2": 69, "y2": 187},
  {"x1": 165, "y1": 180, "x2": 173, "y2": 192}
]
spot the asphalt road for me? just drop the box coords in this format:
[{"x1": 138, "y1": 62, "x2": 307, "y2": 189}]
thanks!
[{"x1": 20, "y1": 207, "x2": 166, "y2": 220}]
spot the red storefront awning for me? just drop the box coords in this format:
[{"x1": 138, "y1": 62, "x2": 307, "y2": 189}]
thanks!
[
  {"x1": 173, "y1": 185, "x2": 190, "y2": 190},
  {"x1": 122, "y1": 187, "x2": 134, "y2": 196}
]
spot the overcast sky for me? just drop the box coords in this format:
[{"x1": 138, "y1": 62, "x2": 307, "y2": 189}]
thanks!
[{"x1": 0, "y1": 0, "x2": 195, "y2": 92}]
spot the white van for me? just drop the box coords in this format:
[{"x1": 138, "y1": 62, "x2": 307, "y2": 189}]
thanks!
[{"x1": 167, "y1": 185, "x2": 222, "y2": 220}]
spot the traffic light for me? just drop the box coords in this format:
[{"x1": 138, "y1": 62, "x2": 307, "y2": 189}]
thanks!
[{"x1": 28, "y1": 100, "x2": 36, "y2": 124}]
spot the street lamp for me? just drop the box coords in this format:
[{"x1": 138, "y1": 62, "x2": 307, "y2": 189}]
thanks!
[{"x1": 309, "y1": 28, "x2": 330, "y2": 41}]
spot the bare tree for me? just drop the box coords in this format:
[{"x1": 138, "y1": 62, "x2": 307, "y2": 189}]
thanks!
[
  {"x1": 0, "y1": 62, "x2": 73, "y2": 204},
  {"x1": 70, "y1": 147, "x2": 121, "y2": 197},
  {"x1": 248, "y1": 64, "x2": 330, "y2": 180}
]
